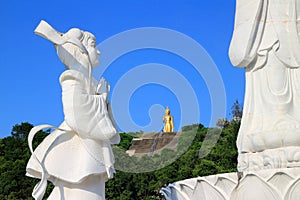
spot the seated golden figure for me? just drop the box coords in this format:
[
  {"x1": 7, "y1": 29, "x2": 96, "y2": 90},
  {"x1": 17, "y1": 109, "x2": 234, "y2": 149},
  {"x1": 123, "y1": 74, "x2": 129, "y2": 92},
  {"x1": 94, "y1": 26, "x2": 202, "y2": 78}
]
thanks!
[{"x1": 163, "y1": 106, "x2": 174, "y2": 132}]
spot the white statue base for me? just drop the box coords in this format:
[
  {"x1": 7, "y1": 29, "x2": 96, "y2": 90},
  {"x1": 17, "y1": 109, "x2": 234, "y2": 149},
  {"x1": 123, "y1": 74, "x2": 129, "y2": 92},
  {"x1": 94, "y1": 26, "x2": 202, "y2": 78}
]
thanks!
[
  {"x1": 161, "y1": 167, "x2": 300, "y2": 200},
  {"x1": 238, "y1": 146, "x2": 300, "y2": 172}
]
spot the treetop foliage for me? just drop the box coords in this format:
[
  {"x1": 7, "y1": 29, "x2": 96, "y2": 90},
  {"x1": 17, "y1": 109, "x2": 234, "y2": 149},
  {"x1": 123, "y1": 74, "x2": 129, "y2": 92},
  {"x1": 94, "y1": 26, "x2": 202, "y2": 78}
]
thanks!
[{"x1": 0, "y1": 119, "x2": 239, "y2": 199}]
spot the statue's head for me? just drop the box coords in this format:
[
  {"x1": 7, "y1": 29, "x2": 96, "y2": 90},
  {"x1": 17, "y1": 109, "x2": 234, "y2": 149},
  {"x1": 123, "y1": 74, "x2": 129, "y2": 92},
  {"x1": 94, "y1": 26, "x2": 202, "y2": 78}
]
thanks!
[
  {"x1": 166, "y1": 106, "x2": 170, "y2": 115},
  {"x1": 56, "y1": 28, "x2": 100, "y2": 72},
  {"x1": 34, "y1": 20, "x2": 101, "y2": 80}
]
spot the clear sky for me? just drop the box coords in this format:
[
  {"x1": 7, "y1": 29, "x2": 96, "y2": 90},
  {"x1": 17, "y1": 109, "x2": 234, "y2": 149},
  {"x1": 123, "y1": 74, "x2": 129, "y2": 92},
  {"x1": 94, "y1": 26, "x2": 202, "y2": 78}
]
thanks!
[{"x1": 0, "y1": 0, "x2": 244, "y2": 138}]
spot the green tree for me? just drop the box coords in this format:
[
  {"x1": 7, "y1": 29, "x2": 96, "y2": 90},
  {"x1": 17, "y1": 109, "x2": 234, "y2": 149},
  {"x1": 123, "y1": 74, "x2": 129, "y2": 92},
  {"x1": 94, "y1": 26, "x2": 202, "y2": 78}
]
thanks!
[
  {"x1": 0, "y1": 122, "x2": 53, "y2": 200},
  {"x1": 231, "y1": 99, "x2": 243, "y2": 120},
  {"x1": 117, "y1": 133, "x2": 135, "y2": 150},
  {"x1": 1, "y1": 114, "x2": 240, "y2": 200}
]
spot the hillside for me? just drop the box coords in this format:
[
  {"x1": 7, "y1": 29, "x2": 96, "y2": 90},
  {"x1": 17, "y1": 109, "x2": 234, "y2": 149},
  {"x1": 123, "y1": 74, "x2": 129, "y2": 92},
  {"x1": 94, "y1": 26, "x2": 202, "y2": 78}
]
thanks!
[{"x1": 0, "y1": 121, "x2": 239, "y2": 200}]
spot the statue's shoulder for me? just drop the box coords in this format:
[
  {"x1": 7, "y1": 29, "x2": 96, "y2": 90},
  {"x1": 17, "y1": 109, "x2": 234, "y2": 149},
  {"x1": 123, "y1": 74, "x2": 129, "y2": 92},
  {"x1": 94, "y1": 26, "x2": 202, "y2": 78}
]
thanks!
[{"x1": 59, "y1": 69, "x2": 86, "y2": 83}]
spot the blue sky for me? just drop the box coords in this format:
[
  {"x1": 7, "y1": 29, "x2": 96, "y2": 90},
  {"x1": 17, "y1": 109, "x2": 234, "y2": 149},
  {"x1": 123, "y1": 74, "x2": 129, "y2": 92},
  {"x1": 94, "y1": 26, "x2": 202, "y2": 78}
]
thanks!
[{"x1": 0, "y1": 0, "x2": 244, "y2": 137}]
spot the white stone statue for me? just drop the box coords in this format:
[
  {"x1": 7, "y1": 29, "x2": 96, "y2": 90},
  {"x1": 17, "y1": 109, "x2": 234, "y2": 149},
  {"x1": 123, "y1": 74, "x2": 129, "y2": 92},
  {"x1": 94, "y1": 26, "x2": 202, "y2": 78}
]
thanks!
[
  {"x1": 229, "y1": 0, "x2": 300, "y2": 171},
  {"x1": 161, "y1": 1, "x2": 300, "y2": 199},
  {"x1": 26, "y1": 20, "x2": 120, "y2": 200}
]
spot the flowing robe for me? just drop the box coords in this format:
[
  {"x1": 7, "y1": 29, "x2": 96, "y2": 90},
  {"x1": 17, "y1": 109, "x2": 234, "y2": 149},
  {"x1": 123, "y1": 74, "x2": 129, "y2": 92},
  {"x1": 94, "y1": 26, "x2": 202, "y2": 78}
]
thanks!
[
  {"x1": 26, "y1": 69, "x2": 120, "y2": 184},
  {"x1": 229, "y1": 0, "x2": 300, "y2": 154}
]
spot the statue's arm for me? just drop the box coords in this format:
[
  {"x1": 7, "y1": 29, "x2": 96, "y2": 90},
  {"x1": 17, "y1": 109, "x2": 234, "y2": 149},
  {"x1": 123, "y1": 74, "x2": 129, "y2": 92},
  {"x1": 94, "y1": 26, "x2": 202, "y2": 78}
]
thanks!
[
  {"x1": 107, "y1": 101, "x2": 120, "y2": 144},
  {"x1": 229, "y1": 0, "x2": 266, "y2": 67},
  {"x1": 170, "y1": 116, "x2": 174, "y2": 131},
  {"x1": 60, "y1": 70, "x2": 119, "y2": 143},
  {"x1": 96, "y1": 78, "x2": 120, "y2": 144}
]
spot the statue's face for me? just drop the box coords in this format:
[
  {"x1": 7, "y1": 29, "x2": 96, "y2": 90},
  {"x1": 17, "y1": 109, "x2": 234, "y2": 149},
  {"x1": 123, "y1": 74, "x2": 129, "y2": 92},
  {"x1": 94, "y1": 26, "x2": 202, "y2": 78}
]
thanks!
[{"x1": 86, "y1": 37, "x2": 100, "y2": 67}]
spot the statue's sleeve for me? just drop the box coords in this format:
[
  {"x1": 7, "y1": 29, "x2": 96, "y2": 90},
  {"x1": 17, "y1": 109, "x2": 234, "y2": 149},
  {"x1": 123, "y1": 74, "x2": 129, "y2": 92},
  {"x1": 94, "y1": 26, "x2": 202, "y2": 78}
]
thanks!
[
  {"x1": 229, "y1": 0, "x2": 266, "y2": 67},
  {"x1": 59, "y1": 70, "x2": 120, "y2": 144}
]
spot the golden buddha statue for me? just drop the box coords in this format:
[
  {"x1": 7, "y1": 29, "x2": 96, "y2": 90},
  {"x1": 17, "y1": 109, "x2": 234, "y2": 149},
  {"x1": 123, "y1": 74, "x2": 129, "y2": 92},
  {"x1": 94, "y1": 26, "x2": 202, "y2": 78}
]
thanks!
[{"x1": 163, "y1": 106, "x2": 174, "y2": 132}]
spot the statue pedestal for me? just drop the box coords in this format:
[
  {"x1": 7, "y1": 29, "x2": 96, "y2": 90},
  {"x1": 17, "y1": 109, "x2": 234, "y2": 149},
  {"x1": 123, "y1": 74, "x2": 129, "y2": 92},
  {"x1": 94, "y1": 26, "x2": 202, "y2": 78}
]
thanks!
[
  {"x1": 161, "y1": 167, "x2": 300, "y2": 200},
  {"x1": 126, "y1": 132, "x2": 180, "y2": 156}
]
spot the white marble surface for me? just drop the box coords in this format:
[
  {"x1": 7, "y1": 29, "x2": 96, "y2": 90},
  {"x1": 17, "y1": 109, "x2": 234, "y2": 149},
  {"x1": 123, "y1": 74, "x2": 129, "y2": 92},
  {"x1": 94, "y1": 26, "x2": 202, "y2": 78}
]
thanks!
[
  {"x1": 26, "y1": 20, "x2": 119, "y2": 200},
  {"x1": 161, "y1": 1, "x2": 300, "y2": 199},
  {"x1": 229, "y1": 0, "x2": 300, "y2": 170},
  {"x1": 161, "y1": 168, "x2": 300, "y2": 200}
]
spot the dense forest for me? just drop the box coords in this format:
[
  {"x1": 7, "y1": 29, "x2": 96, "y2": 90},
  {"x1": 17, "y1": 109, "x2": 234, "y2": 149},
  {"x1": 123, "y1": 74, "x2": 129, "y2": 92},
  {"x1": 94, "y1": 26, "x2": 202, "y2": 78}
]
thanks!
[{"x1": 0, "y1": 101, "x2": 241, "y2": 199}]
